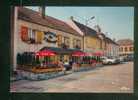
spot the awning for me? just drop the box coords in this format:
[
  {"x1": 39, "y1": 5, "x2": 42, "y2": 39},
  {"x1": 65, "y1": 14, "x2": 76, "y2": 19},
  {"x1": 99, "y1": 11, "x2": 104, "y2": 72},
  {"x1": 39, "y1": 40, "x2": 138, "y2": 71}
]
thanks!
[
  {"x1": 84, "y1": 52, "x2": 93, "y2": 56},
  {"x1": 39, "y1": 47, "x2": 83, "y2": 55},
  {"x1": 93, "y1": 52, "x2": 104, "y2": 56},
  {"x1": 72, "y1": 51, "x2": 85, "y2": 56},
  {"x1": 36, "y1": 49, "x2": 56, "y2": 56}
]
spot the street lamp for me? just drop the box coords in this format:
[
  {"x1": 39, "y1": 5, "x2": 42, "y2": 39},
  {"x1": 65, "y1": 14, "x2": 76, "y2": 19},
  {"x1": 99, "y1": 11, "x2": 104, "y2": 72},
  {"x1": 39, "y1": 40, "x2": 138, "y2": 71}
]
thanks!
[{"x1": 83, "y1": 16, "x2": 95, "y2": 51}]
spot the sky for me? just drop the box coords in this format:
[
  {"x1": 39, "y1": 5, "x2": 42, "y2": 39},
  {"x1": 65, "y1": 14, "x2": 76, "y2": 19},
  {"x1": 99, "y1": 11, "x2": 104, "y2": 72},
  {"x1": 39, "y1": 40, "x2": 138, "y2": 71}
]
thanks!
[{"x1": 26, "y1": 6, "x2": 134, "y2": 41}]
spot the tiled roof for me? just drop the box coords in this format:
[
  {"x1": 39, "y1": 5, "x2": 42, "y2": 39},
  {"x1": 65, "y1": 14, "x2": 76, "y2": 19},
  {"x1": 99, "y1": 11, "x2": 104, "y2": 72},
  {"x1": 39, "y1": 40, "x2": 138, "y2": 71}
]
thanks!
[
  {"x1": 116, "y1": 39, "x2": 133, "y2": 46},
  {"x1": 105, "y1": 37, "x2": 119, "y2": 45},
  {"x1": 18, "y1": 7, "x2": 81, "y2": 36},
  {"x1": 72, "y1": 20, "x2": 98, "y2": 37}
]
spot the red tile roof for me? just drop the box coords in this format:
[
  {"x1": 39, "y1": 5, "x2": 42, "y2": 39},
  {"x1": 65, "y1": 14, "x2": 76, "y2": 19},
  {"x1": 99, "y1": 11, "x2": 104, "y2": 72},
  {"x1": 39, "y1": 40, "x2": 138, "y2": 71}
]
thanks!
[
  {"x1": 18, "y1": 7, "x2": 81, "y2": 36},
  {"x1": 117, "y1": 39, "x2": 133, "y2": 46}
]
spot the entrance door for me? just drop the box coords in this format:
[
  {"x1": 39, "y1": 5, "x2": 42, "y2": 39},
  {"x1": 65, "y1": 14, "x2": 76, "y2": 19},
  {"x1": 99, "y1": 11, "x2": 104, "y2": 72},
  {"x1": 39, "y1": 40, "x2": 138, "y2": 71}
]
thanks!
[{"x1": 59, "y1": 54, "x2": 69, "y2": 62}]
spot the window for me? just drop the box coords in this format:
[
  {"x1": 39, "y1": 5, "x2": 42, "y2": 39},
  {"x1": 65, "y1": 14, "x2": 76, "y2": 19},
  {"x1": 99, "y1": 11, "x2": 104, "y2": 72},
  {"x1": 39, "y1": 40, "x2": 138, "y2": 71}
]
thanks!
[
  {"x1": 119, "y1": 48, "x2": 121, "y2": 52},
  {"x1": 73, "y1": 39, "x2": 81, "y2": 49},
  {"x1": 64, "y1": 37, "x2": 70, "y2": 48},
  {"x1": 125, "y1": 47, "x2": 128, "y2": 52},
  {"x1": 120, "y1": 47, "x2": 123, "y2": 52},
  {"x1": 20, "y1": 26, "x2": 45, "y2": 44},
  {"x1": 57, "y1": 35, "x2": 62, "y2": 47},
  {"x1": 129, "y1": 47, "x2": 133, "y2": 51},
  {"x1": 76, "y1": 40, "x2": 81, "y2": 48}
]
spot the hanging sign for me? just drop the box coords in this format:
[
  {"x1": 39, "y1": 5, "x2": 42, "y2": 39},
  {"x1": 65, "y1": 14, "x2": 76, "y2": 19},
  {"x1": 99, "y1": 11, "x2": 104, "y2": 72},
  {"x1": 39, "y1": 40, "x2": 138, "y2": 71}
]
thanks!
[{"x1": 44, "y1": 31, "x2": 57, "y2": 43}]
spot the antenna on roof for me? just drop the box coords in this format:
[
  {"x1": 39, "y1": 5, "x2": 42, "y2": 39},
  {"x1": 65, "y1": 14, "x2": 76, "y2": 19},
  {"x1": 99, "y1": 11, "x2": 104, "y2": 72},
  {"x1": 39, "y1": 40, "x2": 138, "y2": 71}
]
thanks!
[{"x1": 94, "y1": 25, "x2": 101, "y2": 33}]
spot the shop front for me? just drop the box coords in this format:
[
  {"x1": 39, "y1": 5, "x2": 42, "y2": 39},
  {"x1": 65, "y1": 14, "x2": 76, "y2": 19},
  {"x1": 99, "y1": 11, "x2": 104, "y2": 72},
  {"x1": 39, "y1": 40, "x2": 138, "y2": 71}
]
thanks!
[{"x1": 17, "y1": 46, "x2": 84, "y2": 73}]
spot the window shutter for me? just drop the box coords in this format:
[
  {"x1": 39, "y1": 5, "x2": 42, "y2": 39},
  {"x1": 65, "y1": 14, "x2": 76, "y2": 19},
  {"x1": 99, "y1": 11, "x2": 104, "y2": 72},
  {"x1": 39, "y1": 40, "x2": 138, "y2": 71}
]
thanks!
[
  {"x1": 20, "y1": 26, "x2": 28, "y2": 41},
  {"x1": 36, "y1": 31, "x2": 44, "y2": 43},
  {"x1": 57, "y1": 35, "x2": 62, "y2": 46}
]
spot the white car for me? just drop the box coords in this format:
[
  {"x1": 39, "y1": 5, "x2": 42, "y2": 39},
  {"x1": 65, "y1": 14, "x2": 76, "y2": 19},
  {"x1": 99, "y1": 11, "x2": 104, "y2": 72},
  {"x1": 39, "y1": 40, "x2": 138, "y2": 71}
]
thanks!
[
  {"x1": 101, "y1": 57, "x2": 118, "y2": 65},
  {"x1": 118, "y1": 57, "x2": 124, "y2": 63}
]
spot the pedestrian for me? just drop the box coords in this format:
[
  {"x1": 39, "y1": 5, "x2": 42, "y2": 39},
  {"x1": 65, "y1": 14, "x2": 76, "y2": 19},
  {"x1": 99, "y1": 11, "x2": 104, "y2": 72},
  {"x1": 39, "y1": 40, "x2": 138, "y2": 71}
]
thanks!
[
  {"x1": 58, "y1": 60, "x2": 66, "y2": 74},
  {"x1": 69, "y1": 59, "x2": 73, "y2": 70},
  {"x1": 64, "y1": 60, "x2": 70, "y2": 73}
]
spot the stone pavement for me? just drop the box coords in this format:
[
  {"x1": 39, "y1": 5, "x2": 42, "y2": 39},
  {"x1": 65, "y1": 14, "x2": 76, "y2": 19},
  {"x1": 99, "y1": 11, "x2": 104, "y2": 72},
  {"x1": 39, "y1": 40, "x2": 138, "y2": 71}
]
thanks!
[{"x1": 10, "y1": 62, "x2": 133, "y2": 93}]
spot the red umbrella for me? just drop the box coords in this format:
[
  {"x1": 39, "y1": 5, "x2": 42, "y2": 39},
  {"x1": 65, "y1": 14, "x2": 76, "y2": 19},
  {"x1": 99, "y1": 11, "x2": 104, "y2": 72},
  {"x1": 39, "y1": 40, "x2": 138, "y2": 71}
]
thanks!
[
  {"x1": 36, "y1": 50, "x2": 56, "y2": 56},
  {"x1": 84, "y1": 52, "x2": 93, "y2": 56},
  {"x1": 93, "y1": 52, "x2": 103, "y2": 56},
  {"x1": 72, "y1": 51, "x2": 85, "y2": 56}
]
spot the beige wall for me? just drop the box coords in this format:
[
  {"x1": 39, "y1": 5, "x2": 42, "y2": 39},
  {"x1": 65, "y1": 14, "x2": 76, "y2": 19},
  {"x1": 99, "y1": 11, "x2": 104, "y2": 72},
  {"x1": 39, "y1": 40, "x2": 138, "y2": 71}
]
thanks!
[{"x1": 84, "y1": 36, "x2": 101, "y2": 52}]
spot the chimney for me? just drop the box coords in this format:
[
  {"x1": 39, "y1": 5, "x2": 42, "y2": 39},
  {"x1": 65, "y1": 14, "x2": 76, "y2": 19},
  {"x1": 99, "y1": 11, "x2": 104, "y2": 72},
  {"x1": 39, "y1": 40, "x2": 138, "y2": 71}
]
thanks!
[
  {"x1": 70, "y1": 16, "x2": 74, "y2": 20},
  {"x1": 94, "y1": 25, "x2": 101, "y2": 33},
  {"x1": 39, "y1": 6, "x2": 45, "y2": 19}
]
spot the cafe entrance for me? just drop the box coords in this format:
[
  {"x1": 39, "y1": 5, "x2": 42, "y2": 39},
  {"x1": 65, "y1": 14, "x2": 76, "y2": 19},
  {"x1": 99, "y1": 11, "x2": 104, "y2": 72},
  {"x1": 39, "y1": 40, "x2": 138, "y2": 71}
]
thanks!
[{"x1": 59, "y1": 54, "x2": 70, "y2": 62}]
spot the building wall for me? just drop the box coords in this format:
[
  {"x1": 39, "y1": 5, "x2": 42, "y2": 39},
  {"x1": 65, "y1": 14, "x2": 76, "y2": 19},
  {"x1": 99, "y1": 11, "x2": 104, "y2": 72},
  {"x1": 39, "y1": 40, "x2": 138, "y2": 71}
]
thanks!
[
  {"x1": 13, "y1": 19, "x2": 83, "y2": 70},
  {"x1": 101, "y1": 39, "x2": 107, "y2": 56},
  {"x1": 66, "y1": 20, "x2": 84, "y2": 36},
  {"x1": 119, "y1": 45, "x2": 133, "y2": 56},
  {"x1": 106, "y1": 42, "x2": 119, "y2": 57},
  {"x1": 84, "y1": 36, "x2": 101, "y2": 52}
]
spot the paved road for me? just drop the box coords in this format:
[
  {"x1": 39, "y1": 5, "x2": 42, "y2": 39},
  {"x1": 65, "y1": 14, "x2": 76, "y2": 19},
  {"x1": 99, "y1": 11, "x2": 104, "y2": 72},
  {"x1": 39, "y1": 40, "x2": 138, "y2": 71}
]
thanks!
[{"x1": 10, "y1": 62, "x2": 133, "y2": 93}]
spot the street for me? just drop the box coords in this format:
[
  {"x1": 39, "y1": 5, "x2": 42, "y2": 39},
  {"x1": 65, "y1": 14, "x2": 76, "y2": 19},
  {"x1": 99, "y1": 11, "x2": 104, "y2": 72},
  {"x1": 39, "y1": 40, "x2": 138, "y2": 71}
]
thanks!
[{"x1": 10, "y1": 62, "x2": 133, "y2": 93}]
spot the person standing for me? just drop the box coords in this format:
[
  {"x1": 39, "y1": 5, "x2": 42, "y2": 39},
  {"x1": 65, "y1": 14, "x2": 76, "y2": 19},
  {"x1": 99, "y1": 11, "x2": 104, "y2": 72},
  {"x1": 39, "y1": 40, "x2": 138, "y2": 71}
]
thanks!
[
  {"x1": 58, "y1": 60, "x2": 66, "y2": 74},
  {"x1": 69, "y1": 59, "x2": 73, "y2": 70}
]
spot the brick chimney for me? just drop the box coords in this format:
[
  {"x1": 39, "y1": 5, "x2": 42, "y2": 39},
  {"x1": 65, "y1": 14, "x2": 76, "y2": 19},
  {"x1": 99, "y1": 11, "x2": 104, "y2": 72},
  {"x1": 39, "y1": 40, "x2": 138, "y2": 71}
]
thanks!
[{"x1": 38, "y1": 6, "x2": 45, "y2": 19}]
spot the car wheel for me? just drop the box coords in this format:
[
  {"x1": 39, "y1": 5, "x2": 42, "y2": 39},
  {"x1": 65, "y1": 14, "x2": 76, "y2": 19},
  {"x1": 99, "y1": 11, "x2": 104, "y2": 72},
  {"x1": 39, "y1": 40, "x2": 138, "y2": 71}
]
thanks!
[{"x1": 108, "y1": 62, "x2": 112, "y2": 65}]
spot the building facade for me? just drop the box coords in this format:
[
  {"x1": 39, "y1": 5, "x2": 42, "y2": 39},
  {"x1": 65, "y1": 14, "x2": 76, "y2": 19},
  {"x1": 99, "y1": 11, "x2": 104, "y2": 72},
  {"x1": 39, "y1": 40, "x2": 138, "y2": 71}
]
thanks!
[
  {"x1": 105, "y1": 37, "x2": 119, "y2": 57},
  {"x1": 117, "y1": 39, "x2": 134, "y2": 57},
  {"x1": 12, "y1": 7, "x2": 83, "y2": 71},
  {"x1": 67, "y1": 18, "x2": 104, "y2": 55}
]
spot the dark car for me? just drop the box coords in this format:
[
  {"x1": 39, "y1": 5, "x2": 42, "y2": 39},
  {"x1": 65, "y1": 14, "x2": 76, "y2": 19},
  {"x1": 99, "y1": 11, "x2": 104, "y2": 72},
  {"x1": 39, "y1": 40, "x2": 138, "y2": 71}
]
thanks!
[{"x1": 123, "y1": 55, "x2": 133, "y2": 62}]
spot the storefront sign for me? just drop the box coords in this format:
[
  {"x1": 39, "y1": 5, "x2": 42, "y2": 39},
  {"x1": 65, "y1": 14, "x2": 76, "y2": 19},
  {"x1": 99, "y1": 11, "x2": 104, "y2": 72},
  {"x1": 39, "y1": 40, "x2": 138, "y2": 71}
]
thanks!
[{"x1": 44, "y1": 31, "x2": 57, "y2": 43}]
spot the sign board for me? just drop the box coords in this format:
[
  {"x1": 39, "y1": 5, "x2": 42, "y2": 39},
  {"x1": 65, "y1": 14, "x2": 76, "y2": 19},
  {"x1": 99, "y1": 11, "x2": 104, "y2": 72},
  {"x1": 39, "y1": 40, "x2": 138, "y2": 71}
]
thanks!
[{"x1": 44, "y1": 31, "x2": 57, "y2": 43}]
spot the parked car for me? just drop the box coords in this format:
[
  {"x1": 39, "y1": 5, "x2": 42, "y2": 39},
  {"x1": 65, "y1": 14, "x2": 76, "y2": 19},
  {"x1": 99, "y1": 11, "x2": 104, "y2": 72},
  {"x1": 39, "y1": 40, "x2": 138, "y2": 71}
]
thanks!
[
  {"x1": 124, "y1": 56, "x2": 134, "y2": 62},
  {"x1": 101, "y1": 57, "x2": 119, "y2": 65},
  {"x1": 118, "y1": 57, "x2": 125, "y2": 63}
]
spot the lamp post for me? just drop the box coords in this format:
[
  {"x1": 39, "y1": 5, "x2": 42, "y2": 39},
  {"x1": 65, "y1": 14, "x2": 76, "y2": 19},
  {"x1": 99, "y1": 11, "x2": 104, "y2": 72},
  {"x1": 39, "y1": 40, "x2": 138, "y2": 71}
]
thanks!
[{"x1": 83, "y1": 16, "x2": 95, "y2": 51}]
